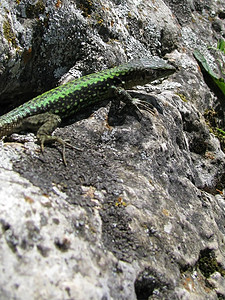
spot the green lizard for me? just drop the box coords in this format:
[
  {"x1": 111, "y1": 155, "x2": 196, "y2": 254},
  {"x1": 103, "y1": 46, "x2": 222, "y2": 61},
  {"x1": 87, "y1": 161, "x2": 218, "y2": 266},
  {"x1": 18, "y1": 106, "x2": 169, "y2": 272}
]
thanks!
[{"x1": 0, "y1": 58, "x2": 176, "y2": 164}]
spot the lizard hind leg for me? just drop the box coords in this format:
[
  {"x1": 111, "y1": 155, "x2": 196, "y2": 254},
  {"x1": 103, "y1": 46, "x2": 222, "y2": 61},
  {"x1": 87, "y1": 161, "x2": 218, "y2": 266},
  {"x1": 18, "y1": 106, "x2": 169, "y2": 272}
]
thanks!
[
  {"x1": 23, "y1": 112, "x2": 78, "y2": 165},
  {"x1": 33, "y1": 113, "x2": 62, "y2": 151}
]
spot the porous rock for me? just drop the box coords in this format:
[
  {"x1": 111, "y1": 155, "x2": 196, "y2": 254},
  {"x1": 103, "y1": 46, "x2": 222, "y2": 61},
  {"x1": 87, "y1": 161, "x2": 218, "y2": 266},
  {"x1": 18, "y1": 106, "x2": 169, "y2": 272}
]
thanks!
[{"x1": 0, "y1": 0, "x2": 225, "y2": 299}]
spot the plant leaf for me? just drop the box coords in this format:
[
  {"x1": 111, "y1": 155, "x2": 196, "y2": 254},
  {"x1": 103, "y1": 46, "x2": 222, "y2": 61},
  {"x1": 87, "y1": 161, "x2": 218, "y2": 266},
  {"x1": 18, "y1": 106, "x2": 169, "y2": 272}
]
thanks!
[
  {"x1": 194, "y1": 49, "x2": 225, "y2": 97},
  {"x1": 217, "y1": 39, "x2": 225, "y2": 54}
]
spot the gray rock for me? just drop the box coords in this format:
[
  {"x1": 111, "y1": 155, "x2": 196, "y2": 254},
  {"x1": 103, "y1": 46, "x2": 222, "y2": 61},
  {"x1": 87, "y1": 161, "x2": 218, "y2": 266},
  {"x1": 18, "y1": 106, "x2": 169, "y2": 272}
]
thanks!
[{"x1": 0, "y1": 0, "x2": 225, "y2": 299}]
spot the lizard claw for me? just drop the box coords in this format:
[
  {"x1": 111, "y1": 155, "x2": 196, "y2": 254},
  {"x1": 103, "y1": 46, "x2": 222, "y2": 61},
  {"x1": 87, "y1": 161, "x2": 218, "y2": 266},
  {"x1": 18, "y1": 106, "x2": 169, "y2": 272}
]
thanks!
[
  {"x1": 54, "y1": 137, "x2": 81, "y2": 166},
  {"x1": 38, "y1": 134, "x2": 81, "y2": 166},
  {"x1": 132, "y1": 98, "x2": 156, "y2": 115}
]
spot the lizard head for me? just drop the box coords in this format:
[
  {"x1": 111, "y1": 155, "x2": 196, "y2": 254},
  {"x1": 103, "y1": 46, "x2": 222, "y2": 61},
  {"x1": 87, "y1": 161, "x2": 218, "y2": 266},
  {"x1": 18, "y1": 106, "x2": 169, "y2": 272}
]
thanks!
[{"x1": 123, "y1": 57, "x2": 176, "y2": 89}]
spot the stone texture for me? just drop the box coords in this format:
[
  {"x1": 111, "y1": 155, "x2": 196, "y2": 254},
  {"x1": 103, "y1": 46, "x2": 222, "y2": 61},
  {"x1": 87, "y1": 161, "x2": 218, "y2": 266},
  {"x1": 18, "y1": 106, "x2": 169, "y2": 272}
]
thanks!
[{"x1": 0, "y1": 0, "x2": 225, "y2": 299}]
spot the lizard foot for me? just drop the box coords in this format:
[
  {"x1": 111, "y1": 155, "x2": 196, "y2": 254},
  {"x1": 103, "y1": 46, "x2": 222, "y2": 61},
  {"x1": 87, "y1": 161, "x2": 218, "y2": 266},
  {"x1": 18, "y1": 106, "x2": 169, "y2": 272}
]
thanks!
[
  {"x1": 39, "y1": 135, "x2": 81, "y2": 166},
  {"x1": 131, "y1": 98, "x2": 156, "y2": 115}
]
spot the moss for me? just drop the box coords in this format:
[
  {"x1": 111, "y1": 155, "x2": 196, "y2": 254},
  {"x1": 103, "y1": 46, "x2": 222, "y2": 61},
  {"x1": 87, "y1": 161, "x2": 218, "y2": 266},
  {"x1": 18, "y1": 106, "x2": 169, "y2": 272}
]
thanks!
[
  {"x1": 77, "y1": 0, "x2": 93, "y2": 17},
  {"x1": 95, "y1": 13, "x2": 103, "y2": 25},
  {"x1": 179, "y1": 249, "x2": 225, "y2": 279},
  {"x1": 25, "y1": 0, "x2": 46, "y2": 18},
  {"x1": 176, "y1": 93, "x2": 188, "y2": 102},
  {"x1": 3, "y1": 16, "x2": 17, "y2": 47},
  {"x1": 197, "y1": 249, "x2": 225, "y2": 278},
  {"x1": 127, "y1": 11, "x2": 132, "y2": 19},
  {"x1": 23, "y1": 1, "x2": 49, "y2": 29},
  {"x1": 204, "y1": 109, "x2": 225, "y2": 153}
]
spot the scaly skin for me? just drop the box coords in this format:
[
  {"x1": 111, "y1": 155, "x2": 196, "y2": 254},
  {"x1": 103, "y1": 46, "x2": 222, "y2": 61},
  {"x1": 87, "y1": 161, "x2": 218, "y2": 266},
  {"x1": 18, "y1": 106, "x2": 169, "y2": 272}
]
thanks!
[
  {"x1": 0, "y1": 58, "x2": 175, "y2": 164},
  {"x1": 0, "y1": 58, "x2": 175, "y2": 137}
]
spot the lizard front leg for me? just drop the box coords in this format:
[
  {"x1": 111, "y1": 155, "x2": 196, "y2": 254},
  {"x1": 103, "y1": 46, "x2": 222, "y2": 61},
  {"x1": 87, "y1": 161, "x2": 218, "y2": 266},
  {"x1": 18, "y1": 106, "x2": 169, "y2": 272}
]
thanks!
[
  {"x1": 108, "y1": 86, "x2": 156, "y2": 124},
  {"x1": 111, "y1": 86, "x2": 156, "y2": 114}
]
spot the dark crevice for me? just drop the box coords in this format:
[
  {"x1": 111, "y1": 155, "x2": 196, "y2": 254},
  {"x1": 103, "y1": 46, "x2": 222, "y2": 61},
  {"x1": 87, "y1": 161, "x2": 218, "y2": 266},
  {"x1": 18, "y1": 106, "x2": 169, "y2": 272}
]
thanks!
[{"x1": 134, "y1": 268, "x2": 169, "y2": 300}]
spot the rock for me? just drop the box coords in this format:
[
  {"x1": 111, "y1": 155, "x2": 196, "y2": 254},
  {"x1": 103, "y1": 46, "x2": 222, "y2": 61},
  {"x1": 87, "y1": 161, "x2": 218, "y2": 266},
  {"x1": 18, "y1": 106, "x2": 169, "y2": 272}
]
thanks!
[{"x1": 0, "y1": 0, "x2": 225, "y2": 299}]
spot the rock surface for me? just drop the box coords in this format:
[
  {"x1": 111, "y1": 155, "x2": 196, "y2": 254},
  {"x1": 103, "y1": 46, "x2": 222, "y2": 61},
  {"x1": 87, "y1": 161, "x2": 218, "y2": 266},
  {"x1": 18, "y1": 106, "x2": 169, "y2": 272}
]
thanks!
[{"x1": 0, "y1": 0, "x2": 225, "y2": 299}]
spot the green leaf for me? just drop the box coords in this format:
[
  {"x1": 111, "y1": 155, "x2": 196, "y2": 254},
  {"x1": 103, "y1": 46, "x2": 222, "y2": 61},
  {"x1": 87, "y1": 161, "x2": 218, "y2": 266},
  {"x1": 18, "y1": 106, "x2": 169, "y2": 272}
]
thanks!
[
  {"x1": 193, "y1": 50, "x2": 218, "y2": 78},
  {"x1": 194, "y1": 49, "x2": 225, "y2": 97},
  {"x1": 217, "y1": 39, "x2": 225, "y2": 54},
  {"x1": 216, "y1": 127, "x2": 225, "y2": 135},
  {"x1": 213, "y1": 77, "x2": 225, "y2": 95}
]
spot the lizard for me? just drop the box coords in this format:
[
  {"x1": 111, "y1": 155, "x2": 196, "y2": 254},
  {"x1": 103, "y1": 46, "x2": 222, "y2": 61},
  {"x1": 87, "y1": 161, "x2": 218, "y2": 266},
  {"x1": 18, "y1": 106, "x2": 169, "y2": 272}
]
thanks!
[{"x1": 0, "y1": 58, "x2": 176, "y2": 165}]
